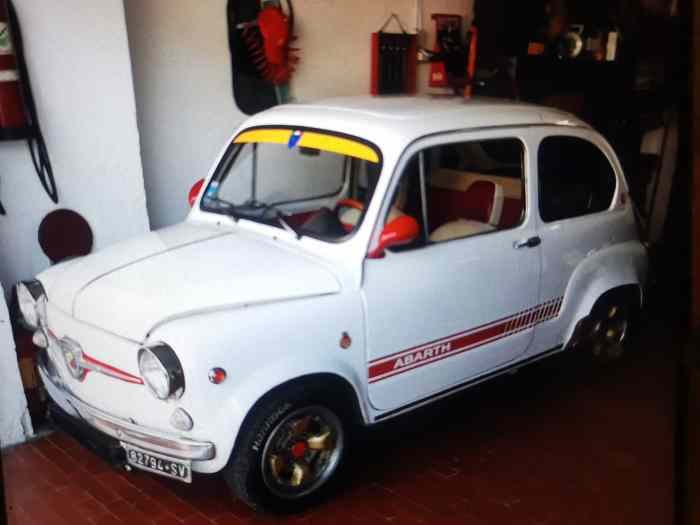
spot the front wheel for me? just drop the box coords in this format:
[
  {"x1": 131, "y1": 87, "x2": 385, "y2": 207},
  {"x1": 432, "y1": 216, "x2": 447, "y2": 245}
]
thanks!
[{"x1": 224, "y1": 387, "x2": 347, "y2": 512}]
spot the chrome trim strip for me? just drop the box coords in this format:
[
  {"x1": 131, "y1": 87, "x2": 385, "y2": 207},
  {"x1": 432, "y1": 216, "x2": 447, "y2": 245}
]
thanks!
[{"x1": 37, "y1": 354, "x2": 215, "y2": 461}]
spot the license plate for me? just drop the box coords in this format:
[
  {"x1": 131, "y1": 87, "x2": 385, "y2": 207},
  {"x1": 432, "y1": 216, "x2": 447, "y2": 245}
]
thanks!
[{"x1": 122, "y1": 443, "x2": 192, "y2": 483}]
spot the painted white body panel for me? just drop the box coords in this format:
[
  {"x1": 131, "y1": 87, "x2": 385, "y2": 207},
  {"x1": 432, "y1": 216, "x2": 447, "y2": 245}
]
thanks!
[
  {"x1": 32, "y1": 96, "x2": 646, "y2": 475},
  {"x1": 362, "y1": 128, "x2": 541, "y2": 410}
]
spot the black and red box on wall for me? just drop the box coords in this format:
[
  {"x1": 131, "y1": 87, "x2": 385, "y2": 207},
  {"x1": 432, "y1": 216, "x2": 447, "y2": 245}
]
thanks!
[{"x1": 370, "y1": 15, "x2": 417, "y2": 95}]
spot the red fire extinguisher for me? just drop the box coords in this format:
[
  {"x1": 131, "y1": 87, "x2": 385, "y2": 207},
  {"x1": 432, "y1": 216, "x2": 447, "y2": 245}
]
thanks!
[
  {"x1": 0, "y1": 2, "x2": 28, "y2": 138},
  {"x1": 0, "y1": 0, "x2": 58, "y2": 214}
]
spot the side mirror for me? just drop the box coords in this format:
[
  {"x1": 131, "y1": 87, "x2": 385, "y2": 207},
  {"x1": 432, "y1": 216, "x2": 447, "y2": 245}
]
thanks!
[
  {"x1": 367, "y1": 215, "x2": 419, "y2": 259},
  {"x1": 188, "y1": 179, "x2": 205, "y2": 208}
]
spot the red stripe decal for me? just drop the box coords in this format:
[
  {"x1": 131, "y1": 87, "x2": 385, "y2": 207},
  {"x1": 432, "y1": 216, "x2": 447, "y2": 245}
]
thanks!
[
  {"x1": 82, "y1": 354, "x2": 144, "y2": 385},
  {"x1": 368, "y1": 297, "x2": 564, "y2": 383}
]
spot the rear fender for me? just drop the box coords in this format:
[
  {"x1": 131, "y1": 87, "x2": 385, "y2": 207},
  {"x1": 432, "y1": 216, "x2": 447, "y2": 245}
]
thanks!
[{"x1": 561, "y1": 241, "x2": 647, "y2": 346}]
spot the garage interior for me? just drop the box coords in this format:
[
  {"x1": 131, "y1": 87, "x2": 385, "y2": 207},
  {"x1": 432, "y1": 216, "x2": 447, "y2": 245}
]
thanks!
[{"x1": 0, "y1": 0, "x2": 698, "y2": 523}]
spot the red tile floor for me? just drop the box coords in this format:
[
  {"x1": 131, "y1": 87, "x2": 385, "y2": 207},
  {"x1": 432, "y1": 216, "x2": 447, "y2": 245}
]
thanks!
[{"x1": 2, "y1": 323, "x2": 676, "y2": 525}]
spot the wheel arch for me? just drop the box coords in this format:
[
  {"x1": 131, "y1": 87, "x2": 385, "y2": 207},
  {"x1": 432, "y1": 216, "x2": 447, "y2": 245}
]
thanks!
[
  {"x1": 561, "y1": 241, "x2": 647, "y2": 347},
  {"x1": 564, "y1": 283, "x2": 643, "y2": 346},
  {"x1": 226, "y1": 372, "x2": 366, "y2": 467},
  {"x1": 244, "y1": 372, "x2": 367, "y2": 426}
]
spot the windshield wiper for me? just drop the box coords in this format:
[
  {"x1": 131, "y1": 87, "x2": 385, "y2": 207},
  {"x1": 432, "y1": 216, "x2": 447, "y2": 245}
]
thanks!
[
  {"x1": 255, "y1": 201, "x2": 303, "y2": 239},
  {"x1": 206, "y1": 197, "x2": 303, "y2": 238},
  {"x1": 205, "y1": 197, "x2": 240, "y2": 221},
  {"x1": 274, "y1": 210, "x2": 303, "y2": 240}
]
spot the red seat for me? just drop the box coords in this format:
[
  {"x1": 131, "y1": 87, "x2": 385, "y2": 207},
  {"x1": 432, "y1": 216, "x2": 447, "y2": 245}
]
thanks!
[
  {"x1": 499, "y1": 198, "x2": 524, "y2": 229},
  {"x1": 429, "y1": 180, "x2": 503, "y2": 231}
]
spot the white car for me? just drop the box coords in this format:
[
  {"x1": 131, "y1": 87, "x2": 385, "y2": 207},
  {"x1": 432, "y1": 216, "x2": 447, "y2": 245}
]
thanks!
[{"x1": 17, "y1": 96, "x2": 647, "y2": 511}]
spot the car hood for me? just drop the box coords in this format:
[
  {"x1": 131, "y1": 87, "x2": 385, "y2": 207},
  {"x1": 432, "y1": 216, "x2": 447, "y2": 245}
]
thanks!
[{"x1": 40, "y1": 222, "x2": 341, "y2": 341}]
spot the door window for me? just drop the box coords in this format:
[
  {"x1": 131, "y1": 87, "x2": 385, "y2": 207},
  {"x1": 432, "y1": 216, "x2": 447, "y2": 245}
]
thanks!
[
  {"x1": 538, "y1": 136, "x2": 617, "y2": 223},
  {"x1": 383, "y1": 138, "x2": 526, "y2": 249}
]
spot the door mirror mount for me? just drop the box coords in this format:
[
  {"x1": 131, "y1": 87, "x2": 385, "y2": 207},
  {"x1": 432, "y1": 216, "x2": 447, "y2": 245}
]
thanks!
[
  {"x1": 367, "y1": 215, "x2": 419, "y2": 259},
  {"x1": 188, "y1": 179, "x2": 205, "y2": 208}
]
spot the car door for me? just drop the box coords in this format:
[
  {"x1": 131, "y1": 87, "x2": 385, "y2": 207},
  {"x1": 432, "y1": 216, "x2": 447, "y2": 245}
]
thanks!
[
  {"x1": 362, "y1": 130, "x2": 543, "y2": 412},
  {"x1": 529, "y1": 129, "x2": 626, "y2": 354}
]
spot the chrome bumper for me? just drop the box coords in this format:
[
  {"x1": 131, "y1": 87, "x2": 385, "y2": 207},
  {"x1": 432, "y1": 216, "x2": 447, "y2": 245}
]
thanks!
[{"x1": 37, "y1": 351, "x2": 215, "y2": 461}]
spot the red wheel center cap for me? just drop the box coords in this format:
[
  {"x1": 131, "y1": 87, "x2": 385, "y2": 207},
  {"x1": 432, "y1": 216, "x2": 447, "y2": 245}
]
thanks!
[{"x1": 291, "y1": 441, "x2": 306, "y2": 458}]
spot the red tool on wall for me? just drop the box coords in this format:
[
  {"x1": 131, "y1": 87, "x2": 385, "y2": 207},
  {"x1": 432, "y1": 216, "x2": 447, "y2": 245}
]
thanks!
[
  {"x1": 239, "y1": 0, "x2": 299, "y2": 87},
  {"x1": 428, "y1": 14, "x2": 478, "y2": 97}
]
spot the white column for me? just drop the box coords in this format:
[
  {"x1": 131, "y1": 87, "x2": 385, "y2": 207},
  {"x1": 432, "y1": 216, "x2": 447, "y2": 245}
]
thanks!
[{"x1": 0, "y1": 284, "x2": 33, "y2": 447}]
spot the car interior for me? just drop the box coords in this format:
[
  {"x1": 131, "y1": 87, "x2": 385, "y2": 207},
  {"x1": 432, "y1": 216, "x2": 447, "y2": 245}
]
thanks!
[
  {"x1": 281, "y1": 138, "x2": 525, "y2": 247},
  {"x1": 378, "y1": 139, "x2": 526, "y2": 248}
]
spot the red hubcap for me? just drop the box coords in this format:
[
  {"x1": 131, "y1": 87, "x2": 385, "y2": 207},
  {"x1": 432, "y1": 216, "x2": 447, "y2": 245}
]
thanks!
[{"x1": 291, "y1": 441, "x2": 306, "y2": 458}]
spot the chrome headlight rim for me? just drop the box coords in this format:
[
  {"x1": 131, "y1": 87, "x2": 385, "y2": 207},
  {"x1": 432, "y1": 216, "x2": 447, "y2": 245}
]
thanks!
[
  {"x1": 58, "y1": 336, "x2": 87, "y2": 381},
  {"x1": 137, "y1": 343, "x2": 185, "y2": 400},
  {"x1": 16, "y1": 280, "x2": 46, "y2": 330}
]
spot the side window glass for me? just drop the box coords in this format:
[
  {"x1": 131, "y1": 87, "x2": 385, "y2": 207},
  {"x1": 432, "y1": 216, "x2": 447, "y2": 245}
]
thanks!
[
  {"x1": 538, "y1": 136, "x2": 617, "y2": 223},
  {"x1": 425, "y1": 138, "x2": 525, "y2": 243},
  {"x1": 383, "y1": 137, "x2": 526, "y2": 250}
]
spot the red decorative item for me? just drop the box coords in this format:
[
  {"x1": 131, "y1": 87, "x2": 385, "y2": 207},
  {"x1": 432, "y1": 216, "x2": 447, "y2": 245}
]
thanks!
[
  {"x1": 38, "y1": 209, "x2": 93, "y2": 264},
  {"x1": 258, "y1": 5, "x2": 289, "y2": 65},
  {"x1": 241, "y1": 1, "x2": 299, "y2": 86},
  {"x1": 0, "y1": 0, "x2": 29, "y2": 135},
  {"x1": 188, "y1": 178, "x2": 205, "y2": 208}
]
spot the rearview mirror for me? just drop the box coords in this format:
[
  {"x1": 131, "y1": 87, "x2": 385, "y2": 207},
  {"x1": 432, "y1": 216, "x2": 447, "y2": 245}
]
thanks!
[
  {"x1": 367, "y1": 215, "x2": 419, "y2": 259},
  {"x1": 188, "y1": 179, "x2": 205, "y2": 208}
]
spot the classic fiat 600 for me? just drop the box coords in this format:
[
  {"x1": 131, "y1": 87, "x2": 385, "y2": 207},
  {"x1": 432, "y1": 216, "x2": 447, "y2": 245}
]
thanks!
[{"x1": 17, "y1": 96, "x2": 647, "y2": 511}]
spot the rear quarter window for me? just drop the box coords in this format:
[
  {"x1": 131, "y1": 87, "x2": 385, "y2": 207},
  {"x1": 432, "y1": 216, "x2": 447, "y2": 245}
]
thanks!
[{"x1": 538, "y1": 136, "x2": 617, "y2": 223}]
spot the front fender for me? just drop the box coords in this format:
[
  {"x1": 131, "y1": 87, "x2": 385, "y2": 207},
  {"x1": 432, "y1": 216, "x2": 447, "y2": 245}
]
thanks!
[
  {"x1": 561, "y1": 240, "x2": 648, "y2": 345},
  {"x1": 146, "y1": 292, "x2": 367, "y2": 474}
]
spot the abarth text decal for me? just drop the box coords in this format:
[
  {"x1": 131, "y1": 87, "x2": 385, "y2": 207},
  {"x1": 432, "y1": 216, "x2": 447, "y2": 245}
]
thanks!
[{"x1": 368, "y1": 297, "x2": 563, "y2": 383}]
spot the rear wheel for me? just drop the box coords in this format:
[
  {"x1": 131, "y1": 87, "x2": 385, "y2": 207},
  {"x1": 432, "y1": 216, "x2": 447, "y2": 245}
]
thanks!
[
  {"x1": 224, "y1": 385, "x2": 347, "y2": 512},
  {"x1": 587, "y1": 293, "x2": 637, "y2": 362}
]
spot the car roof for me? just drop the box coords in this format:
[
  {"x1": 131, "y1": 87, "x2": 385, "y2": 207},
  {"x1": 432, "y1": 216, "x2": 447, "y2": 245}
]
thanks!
[{"x1": 241, "y1": 95, "x2": 590, "y2": 150}]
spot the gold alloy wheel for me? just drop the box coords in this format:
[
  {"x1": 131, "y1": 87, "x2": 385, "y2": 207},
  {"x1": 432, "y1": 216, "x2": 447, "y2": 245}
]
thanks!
[
  {"x1": 590, "y1": 303, "x2": 629, "y2": 359},
  {"x1": 261, "y1": 406, "x2": 344, "y2": 499}
]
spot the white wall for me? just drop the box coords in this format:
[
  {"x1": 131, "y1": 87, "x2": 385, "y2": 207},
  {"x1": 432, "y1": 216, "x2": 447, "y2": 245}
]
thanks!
[
  {"x1": 0, "y1": 282, "x2": 32, "y2": 447},
  {"x1": 0, "y1": 0, "x2": 149, "y2": 444},
  {"x1": 0, "y1": 0, "x2": 149, "y2": 290},
  {"x1": 125, "y1": 0, "x2": 245, "y2": 229},
  {"x1": 125, "y1": 0, "x2": 473, "y2": 229}
]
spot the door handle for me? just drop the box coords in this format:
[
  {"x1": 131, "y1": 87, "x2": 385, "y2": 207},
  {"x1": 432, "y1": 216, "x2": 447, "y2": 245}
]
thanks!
[{"x1": 513, "y1": 236, "x2": 541, "y2": 249}]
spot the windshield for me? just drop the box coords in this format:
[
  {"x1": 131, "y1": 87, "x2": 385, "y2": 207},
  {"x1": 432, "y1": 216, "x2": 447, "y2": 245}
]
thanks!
[{"x1": 201, "y1": 127, "x2": 383, "y2": 242}]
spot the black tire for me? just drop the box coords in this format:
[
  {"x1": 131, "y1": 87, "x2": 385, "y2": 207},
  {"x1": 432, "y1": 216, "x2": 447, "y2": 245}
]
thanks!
[
  {"x1": 223, "y1": 382, "x2": 349, "y2": 513},
  {"x1": 587, "y1": 290, "x2": 639, "y2": 364}
]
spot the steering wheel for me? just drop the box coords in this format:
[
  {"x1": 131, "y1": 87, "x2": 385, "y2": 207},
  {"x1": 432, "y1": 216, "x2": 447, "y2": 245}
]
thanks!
[{"x1": 335, "y1": 199, "x2": 364, "y2": 232}]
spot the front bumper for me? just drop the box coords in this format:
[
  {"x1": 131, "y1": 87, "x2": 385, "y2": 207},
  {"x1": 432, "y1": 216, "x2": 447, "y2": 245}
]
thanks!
[{"x1": 37, "y1": 350, "x2": 215, "y2": 461}]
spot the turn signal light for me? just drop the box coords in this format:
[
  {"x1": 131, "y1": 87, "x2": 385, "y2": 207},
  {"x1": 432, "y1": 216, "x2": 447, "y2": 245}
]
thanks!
[{"x1": 208, "y1": 367, "x2": 226, "y2": 384}]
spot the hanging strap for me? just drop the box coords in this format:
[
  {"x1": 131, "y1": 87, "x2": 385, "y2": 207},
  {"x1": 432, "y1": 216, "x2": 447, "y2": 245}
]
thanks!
[{"x1": 378, "y1": 13, "x2": 408, "y2": 34}]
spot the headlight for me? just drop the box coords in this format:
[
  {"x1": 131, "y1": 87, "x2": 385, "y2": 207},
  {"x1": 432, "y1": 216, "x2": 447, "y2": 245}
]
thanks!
[
  {"x1": 16, "y1": 280, "x2": 46, "y2": 330},
  {"x1": 137, "y1": 344, "x2": 185, "y2": 400}
]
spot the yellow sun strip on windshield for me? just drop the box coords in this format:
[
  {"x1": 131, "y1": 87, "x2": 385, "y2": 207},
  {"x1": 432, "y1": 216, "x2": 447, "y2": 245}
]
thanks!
[
  {"x1": 297, "y1": 132, "x2": 379, "y2": 163},
  {"x1": 234, "y1": 129, "x2": 291, "y2": 145},
  {"x1": 233, "y1": 129, "x2": 379, "y2": 163}
]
